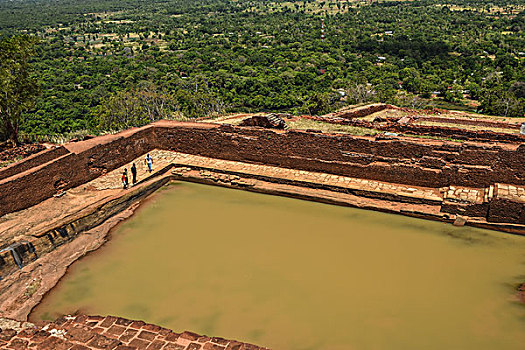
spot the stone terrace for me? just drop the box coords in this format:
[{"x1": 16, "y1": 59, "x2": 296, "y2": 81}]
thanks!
[
  {"x1": 99, "y1": 149, "x2": 522, "y2": 208},
  {"x1": 91, "y1": 150, "x2": 442, "y2": 203},
  {"x1": 51, "y1": 149, "x2": 525, "y2": 227},
  {"x1": 87, "y1": 149, "x2": 525, "y2": 232},
  {"x1": 0, "y1": 315, "x2": 268, "y2": 350}
]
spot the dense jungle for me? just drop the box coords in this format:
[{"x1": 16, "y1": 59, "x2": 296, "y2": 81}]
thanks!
[{"x1": 0, "y1": 0, "x2": 523, "y2": 138}]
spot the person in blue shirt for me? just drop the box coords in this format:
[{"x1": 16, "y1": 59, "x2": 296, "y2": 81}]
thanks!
[{"x1": 145, "y1": 153, "x2": 153, "y2": 173}]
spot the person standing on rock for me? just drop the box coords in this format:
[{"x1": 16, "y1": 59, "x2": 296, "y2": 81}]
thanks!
[
  {"x1": 131, "y1": 163, "x2": 137, "y2": 185},
  {"x1": 145, "y1": 153, "x2": 153, "y2": 173}
]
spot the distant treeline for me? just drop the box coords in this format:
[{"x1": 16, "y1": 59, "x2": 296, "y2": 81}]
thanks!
[{"x1": 0, "y1": 0, "x2": 523, "y2": 136}]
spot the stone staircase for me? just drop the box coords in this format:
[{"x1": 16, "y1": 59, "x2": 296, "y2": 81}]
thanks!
[{"x1": 265, "y1": 114, "x2": 289, "y2": 129}]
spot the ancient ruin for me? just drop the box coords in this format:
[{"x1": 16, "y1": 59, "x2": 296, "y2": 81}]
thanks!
[{"x1": 0, "y1": 105, "x2": 524, "y2": 349}]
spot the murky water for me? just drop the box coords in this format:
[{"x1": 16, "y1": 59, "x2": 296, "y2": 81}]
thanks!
[{"x1": 31, "y1": 182, "x2": 525, "y2": 350}]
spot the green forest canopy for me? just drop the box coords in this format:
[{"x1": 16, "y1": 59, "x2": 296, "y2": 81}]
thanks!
[{"x1": 0, "y1": 0, "x2": 523, "y2": 136}]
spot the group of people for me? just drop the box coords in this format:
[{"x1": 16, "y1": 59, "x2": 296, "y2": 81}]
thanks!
[{"x1": 121, "y1": 153, "x2": 153, "y2": 189}]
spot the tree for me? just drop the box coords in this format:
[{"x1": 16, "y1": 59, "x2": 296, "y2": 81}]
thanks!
[
  {"x1": 400, "y1": 67, "x2": 422, "y2": 94},
  {"x1": 0, "y1": 35, "x2": 39, "y2": 145},
  {"x1": 509, "y1": 82, "x2": 525, "y2": 99},
  {"x1": 303, "y1": 92, "x2": 335, "y2": 115},
  {"x1": 97, "y1": 85, "x2": 178, "y2": 131},
  {"x1": 345, "y1": 83, "x2": 376, "y2": 104}
]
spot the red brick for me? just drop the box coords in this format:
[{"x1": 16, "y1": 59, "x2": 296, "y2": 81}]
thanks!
[
  {"x1": 197, "y1": 336, "x2": 211, "y2": 343},
  {"x1": 100, "y1": 316, "x2": 118, "y2": 328},
  {"x1": 70, "y1": 345, "x2": 91, "y2": 350},
  {"x1": 146, "y1": 340, "x2": 166, "y2": 350},
  {"x1": 180, "y1": 331, "x2": 200, "y2": 341},
  {"x1": 203, "y1": 343, "x2": 225, "y2": 350},
  {"x1": 137, "y1": 330, "x2": 156, "y2": 341},
  {"x1": 105, "y1": 325, "x2": 126, "y2": 337},
  {"x1": 142, "y1": 323, "x2": 163, "y2": 332},
  {"x1": 38, "y1": 336, "x2": 71, "y2": 350},
  {"x1": 118, "y1": 328, "x2": 138, "y2": 343},
  {"x1": 29, "y1": 330, "x2": 49, "y2": 343},
  {"x1": 74, "y1": 315, "x2": 90, "y2": 324},
  {"x1": 128, "y1": 338, "x2": 150, "y2": 348},
  {"x1": 225, "y1": 342, "x2": 242, "y2": 350},
  {"x1": 0, "y1": 329, "x2": 17, "y2": 341},
  {"x1": 16, "y1": 328, "x2": 37, "y2": 338},
  {"x1": 93, "y1": 327, "x2": 106, "y2": 334},
  {"x1": 158, "y1": 328, "x2": 172, "y2": 337},
  {"x1": 87, "y1": 333, "x2": 121, "y2": 349},
  {"x1": 6, "y1": 338, "x2": 28, "y2": 350},
  {"x1": 52, "y1": 317, "x2": 68, "y2": 326},
  {"x1": 187, "y1": 342, "x2": 202, "y2": 350},
  {"x1": 115, "y1": 346, "x2": 137, "y2": 350},
  {"x1": 239, "y1": 345, "x2": 260, "y2": 350},
  {"x1": 87, "y1": 315, "x2": 105, "y2": 322},
  {"x1": 66, "y1": 326, "x2": 96, "y2": 343},
  {"x1": 129, "y1": 321, "x2": 146, "y2": 329},
  {"x1": 163, "y1": 344, "x2": 185, "y2": 350},
  {"x1": 164, "y1": 332, "x2": 180, "y2": 342},
  {"x1": 115, "y1": 318, "x2": 133, "y2": 327},
  {"x1": 211, "y1": 337, "x2": 229, "y2": 345}
]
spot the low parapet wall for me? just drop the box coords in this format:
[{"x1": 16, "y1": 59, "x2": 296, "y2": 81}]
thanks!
[
  {"x1": 0, "y1": 146, "x2": 69, "y2": 181},
  {"x1": 306, "y1": 114, "x2": 525, "y2": 143},
  {"x1": 0, "y1": 126, "x2": 157, "y2": 216},
  {"x1": 0, "y1": 121, "x2": 524, "y2": 223},
  {"x1": 415, "y1": 116, "x2": 522, "y2": 130},
  {"x1": 331, "y1": 103, "x2": 392, "y2": 119}
]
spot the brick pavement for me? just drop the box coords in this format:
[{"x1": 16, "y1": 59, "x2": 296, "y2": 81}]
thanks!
[{"x1": 0, "y1": 315, "x2": 268, "y2": 350}]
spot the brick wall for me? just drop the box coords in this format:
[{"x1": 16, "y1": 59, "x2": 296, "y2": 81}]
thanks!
[
  {"x1": 0, "y1": 146, "x2": 69, "y2": 181},
  {"x1": 1, "y1": 121, "x2": 524, "y2": 223},
  {"x1": 0, "y1": 127, "x2": 156, "y2": 216},
  {"x1": 155, "y1": 124, "x2": 525, "y2": 188}
]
